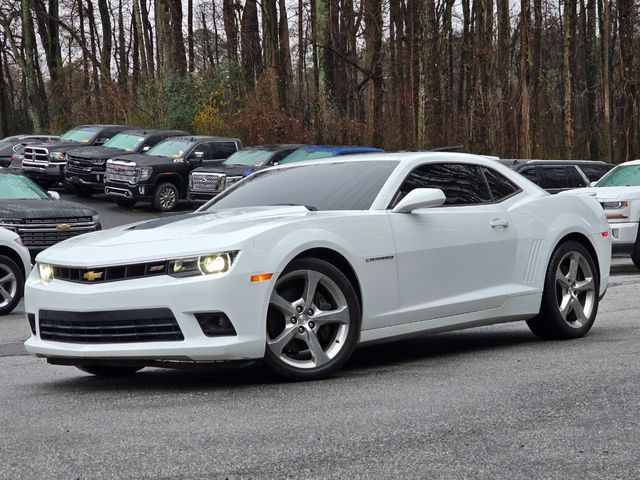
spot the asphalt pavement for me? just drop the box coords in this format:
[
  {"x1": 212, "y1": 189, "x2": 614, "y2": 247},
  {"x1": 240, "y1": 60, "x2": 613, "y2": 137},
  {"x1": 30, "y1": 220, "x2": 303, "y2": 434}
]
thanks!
[{"x1": 1, "y1": 195, "x2": 639, "y2": 479}]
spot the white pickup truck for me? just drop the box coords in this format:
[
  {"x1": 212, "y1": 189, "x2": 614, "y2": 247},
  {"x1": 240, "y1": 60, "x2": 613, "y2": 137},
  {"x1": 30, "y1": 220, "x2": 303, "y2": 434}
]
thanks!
[{"x1": 565, "y1": 159, "x2": 640, "y2": 266}]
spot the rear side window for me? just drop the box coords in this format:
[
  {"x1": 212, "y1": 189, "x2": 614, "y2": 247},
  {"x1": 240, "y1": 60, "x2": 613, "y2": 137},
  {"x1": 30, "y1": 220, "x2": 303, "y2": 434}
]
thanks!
[
  {"x1": 396, "y1": 163, "x2": 492, "y2": 206},
  {"x1": 519, "y1": 167, "x2": 538, "y2": 183},
  {"x1": 579, "y1": 164, "x2": 613, "y2": 181},
  {"x1": 481, "y1": 167, "x2": 519, "y2": 201},
  {"x1": 536, "y1": 166, "x2": 569, "y2": 189}
]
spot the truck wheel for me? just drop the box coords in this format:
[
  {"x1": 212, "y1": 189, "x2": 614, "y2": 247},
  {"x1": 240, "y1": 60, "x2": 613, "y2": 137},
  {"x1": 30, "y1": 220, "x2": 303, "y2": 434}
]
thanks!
[
  {"x1": 115, "y1": 198, "x2": 137, "y2": 208},
  {"x1": 153, "y1": 182, "x2": 179, "y2": 211},
  {"x1": 630, "y1": 240, "x2": 640, "y2": 268}
]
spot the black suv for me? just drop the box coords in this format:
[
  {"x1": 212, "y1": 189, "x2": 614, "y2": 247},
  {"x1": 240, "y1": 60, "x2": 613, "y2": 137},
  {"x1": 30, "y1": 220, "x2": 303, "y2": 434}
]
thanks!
[
  {"x1": 64, "y1": 129, "x2": 187, "y2": 197},
  {"x1": 499, "y1": 159, "x2": 614, "y2": 193},
  {"x1": 187, "y1": 144, "x2": 303, "y2": 203},
  {"x1": 21, "y1": 124, "x2": 137, "y2": 188},
  {"x1": 105, "y1": 135, "x2": 241, "y2": 211}
]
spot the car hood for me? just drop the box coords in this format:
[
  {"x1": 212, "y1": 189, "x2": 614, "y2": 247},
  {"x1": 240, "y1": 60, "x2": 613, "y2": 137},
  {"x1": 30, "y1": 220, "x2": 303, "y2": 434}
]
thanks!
[
  {"x1": 36, "y1": 206, "x2": 322, "y2": 266},
  {"x1": 562, "y1": 186, "x2": 640, "y2": 201},
  {"x1": 109, "y1": 153, "x2": 173, "y2": 166},
  {"x1": 33, "y1": 141, "x2": 83, "y2": 152},
  {"x1": 68, "y1": 146, "x2": 128, "y2": 160},
  {"x1": 0, "y1": 199, "x2": 97, "y2": 219},
  {"x1": 193, "y1": 164, "x2": 263, "y2": 176}
]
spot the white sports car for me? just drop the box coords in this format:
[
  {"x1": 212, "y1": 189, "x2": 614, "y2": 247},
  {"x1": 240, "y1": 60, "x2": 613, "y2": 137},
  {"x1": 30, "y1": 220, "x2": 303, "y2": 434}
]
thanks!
[{"x1": 24, "y1": 153, "x2": 611, "y2": 380}]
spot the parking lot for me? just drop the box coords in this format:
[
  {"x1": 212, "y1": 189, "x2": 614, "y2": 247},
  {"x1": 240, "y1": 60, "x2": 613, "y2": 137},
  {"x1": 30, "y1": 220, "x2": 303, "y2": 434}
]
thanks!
[{"x1": 0, "y1": 192, "x2": 638, "y2": 479}]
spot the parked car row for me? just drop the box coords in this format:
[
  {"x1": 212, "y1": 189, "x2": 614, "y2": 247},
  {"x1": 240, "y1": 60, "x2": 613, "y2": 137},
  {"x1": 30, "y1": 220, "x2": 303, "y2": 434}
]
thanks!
[{"x1": 2, "y1": 124, "x2": 384, "y2": 211}]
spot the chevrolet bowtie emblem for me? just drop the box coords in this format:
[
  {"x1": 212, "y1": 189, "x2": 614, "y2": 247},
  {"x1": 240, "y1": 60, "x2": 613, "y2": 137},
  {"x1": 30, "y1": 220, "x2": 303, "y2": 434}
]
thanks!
[
  {"x1": 83, "y1": 271, "x2": 103, "y2": 281},
  {"x1": 57, "y1": 223, "x2": 71, "y2": 232}
]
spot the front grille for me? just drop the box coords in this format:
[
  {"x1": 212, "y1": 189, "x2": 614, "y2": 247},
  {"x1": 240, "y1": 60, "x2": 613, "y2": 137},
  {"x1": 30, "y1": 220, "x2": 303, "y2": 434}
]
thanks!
[
  {"x1": 191, "y1": 172, "x2": 225, "y2": 192},
  {"x1": 23, "y1": 147, "x2": 49, "y2": 169},
  {"x1": 106, "y1": 161, "x2": 136, "y2": 184},
  {"x1": 52, "y1": 260, "x2": 167, "y2": 284},
  {"x1": 39, "y1": 308, "x2": 184, "y2": 343},
  {"x1": 17, "y1": 217, "x2": 99, "y2": 248},
  {"x1": 66, "y1": 154, "x2": 96, "y2": 174}
]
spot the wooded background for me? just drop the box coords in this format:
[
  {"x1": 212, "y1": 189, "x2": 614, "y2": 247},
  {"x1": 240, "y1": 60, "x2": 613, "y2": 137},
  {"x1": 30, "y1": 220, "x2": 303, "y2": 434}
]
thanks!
[{"x1": 0, "y1": 0, "x2": 637, "y2": 161}]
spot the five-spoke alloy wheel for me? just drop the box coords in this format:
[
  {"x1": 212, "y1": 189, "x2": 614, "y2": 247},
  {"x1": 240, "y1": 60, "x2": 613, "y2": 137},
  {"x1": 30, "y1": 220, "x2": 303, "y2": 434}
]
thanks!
[
  {"x1": 527, "y1": 241, "x2": 599, "y2": 340},
  {"x1": 264, "y1": 258, "x2": 360, "y2": 380}
]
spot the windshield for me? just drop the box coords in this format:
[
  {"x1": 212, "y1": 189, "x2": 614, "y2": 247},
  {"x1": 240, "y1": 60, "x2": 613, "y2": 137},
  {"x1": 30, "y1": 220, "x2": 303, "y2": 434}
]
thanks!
[
  {"x1": 278, "y1": 149, "x2": 336, "y2": 164},
  {"x1": 103, "y1": 133, "x2": 145, "y2": 151},
  {"x1": 147, "y1": 140, "x2": 192, "y2": 158},
  {"x1": 0, "y1": 174, "x2": 49, "y2": 200},
  {"x1": 61, "y1": 128, "x2": 99, "y2": 143},
  {"x1": 204, "y1": 161, "x2": 398, "y2": 211},
  {"x1": 595, "y1": 165, "x2": 640, "y2": 187},
  {"x1": 224, "y1": 149, "x2": 274, "y2": 166}
]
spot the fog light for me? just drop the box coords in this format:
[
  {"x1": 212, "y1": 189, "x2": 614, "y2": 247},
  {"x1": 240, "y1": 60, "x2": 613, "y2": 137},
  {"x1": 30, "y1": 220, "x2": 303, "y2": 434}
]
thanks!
[
  {"x1": 611, "y1": 228, "x2": 619, "y2": 239},
  {"x1": 194, "y1": 312, "x2": 237, "y2": 337},
  {"x1": 139, "y1": 186, "x2": 145, "y2": 194}
]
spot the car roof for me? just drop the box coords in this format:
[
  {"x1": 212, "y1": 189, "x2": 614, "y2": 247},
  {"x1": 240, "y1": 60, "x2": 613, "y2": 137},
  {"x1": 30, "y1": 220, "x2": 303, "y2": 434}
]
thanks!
[
  {"x1": 166, "y1": 135, "x2": 240, "y2": 142},
  {"x1": 300, "y1": 145, "x2": 383, "y2": 153},
  {"x1": 499, "y1": 159, "x2": 611, "y2": 166},
  {"x1": 70, "y1": 124, "x2": 137, "y2": 129},
  {"x1": 244, "y1": 144, "x2": 305, "y2": 151},
  {"x1": 119, "y1": 129, "x2": 188, "y2": 137}
]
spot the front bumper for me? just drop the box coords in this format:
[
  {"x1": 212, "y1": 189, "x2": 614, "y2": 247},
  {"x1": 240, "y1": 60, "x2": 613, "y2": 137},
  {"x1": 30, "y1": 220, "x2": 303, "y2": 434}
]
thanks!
[
  {"x1": 608, "y1": 221, "x2": 638, "y2": 255},
  {"x1": 23, "y1": 164, "x2": 65, "y2": 182},
  {"x1": 187, "y1": 190, "x2": 219, "y2": 203},
  {"x1": 104, "y1": 182, "x2": 153, "y2": 201},
  {"x1": 24, "y1": 268, "x2": 272, "y2": 363},
  {"x1": 65, "y1": 172, "x2": 105, "y2": 189}
]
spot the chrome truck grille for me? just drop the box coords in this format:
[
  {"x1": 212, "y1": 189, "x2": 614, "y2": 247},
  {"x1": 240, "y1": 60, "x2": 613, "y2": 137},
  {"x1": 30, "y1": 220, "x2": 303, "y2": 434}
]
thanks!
[
  {"x1": 11, "y1": 217, "x2": 100, "y2": 248},
  {"x1": 190, "y1": 172, "x2": 225, "y2": 192},
  {"x1": 23, "y1": 147, "x2": 50, "y2": 169},
  {"x1": 106, "y1": 160, "x2": 136, "y2": 184}
]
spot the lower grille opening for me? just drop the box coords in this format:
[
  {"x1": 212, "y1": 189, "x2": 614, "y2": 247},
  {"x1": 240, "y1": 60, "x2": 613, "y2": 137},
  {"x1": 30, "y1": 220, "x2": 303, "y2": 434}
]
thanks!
[
  {"x1": 27, "y1": 313, "x2": 36, "y2": 335},
  {"x1": 195, "y1": 312, "x2": 237, "y2": 337},
  {"x1": 39, "y1": 308, "x2": 184, "y2": 344}
]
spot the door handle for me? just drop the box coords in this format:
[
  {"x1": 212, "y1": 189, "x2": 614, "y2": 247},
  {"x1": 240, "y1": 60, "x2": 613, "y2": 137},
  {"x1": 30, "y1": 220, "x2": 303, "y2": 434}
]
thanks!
[{"x1": 490, "y1": 218, "x2": 509, "y2": 228}]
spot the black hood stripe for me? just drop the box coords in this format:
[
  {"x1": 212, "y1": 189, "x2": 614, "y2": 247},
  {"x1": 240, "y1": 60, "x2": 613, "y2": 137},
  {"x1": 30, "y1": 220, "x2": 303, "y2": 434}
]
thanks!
[{"x1": 126, "y1": 212, "x2": 211, "y2": 230}]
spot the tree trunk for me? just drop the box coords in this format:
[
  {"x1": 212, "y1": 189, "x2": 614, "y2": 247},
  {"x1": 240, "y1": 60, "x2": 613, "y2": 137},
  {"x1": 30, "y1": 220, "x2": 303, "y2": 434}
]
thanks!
[
  {"x1": 562, "y1": 0, "x2": 574, "y2": 159},
  {"x1": 519, "y1": 0, "x2": 533, "y2": 158},
  {"x1": 598, "y1": 0, "x2": 612, "y2": 161},
  {"x1": 187, "y1": 0, "x2": 194, "y2": 73},
  {"x1": 223, "y1": 0, "x2": 239, "y2": 64},
  {"x1": 365, "y1": 0, "x2": 383, "y2": 147},
  {"x1": 241, "y1": 0, "x2": 263, "y2": 88}
]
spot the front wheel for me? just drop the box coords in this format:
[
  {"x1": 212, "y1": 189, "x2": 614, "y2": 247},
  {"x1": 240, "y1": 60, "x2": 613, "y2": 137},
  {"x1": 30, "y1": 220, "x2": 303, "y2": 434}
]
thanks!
[
  {"x1": 264, "y1": 258, "x2": 360, "y2": 381},
  {"x1": 152, "y1": 182, "x2": 179, "y2": 211},
  {"x1": 76, "y1": 365, "x2": 143, "y2": 376},
  {"x1": 0, "y1": 255, "x2": 24, "y2": 315},
  {"x1": 630, "y1": 238, "x2": 640, "y2": 268},
  {"x1": 527, "y1": 241, "x2": 599, "y2": 340}
]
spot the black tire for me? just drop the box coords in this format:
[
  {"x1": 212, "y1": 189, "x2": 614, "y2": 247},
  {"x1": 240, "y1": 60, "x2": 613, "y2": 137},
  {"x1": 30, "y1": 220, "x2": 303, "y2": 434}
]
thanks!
[
  {"x1": 115, "y1": 198, "x2": 137, "y2": 208},
  {"x1": 152, "y1": 182, "x2": 179, "y2": 212},
  {"x1": 0, "y1": 255, "x2": 24, "y2": 315},
  {"x1": 264, "y1": 258, "x2": 360, "y2": 381},
  {"x1": 76, "y1": 365, "x2": 144, "y2": 376},
  {"x1": 630, "y1": 241, "x2": 640, "y2": 268},
  {"x1": 527, "y1": 241, "x2": 599, "y2": 340}
]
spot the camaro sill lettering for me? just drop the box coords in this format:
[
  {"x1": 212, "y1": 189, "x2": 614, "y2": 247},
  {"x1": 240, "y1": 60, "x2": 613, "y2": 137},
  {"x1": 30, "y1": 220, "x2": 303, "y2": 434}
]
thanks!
[{"x1": 365, "y1": 255, "x2": 395, "y2": 263}]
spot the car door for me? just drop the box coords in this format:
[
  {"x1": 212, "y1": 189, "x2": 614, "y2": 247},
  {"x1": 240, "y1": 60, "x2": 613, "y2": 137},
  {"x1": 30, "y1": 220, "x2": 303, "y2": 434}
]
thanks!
[{"x1": 386, "y1": 163, "x2": 520, "y2": 327}]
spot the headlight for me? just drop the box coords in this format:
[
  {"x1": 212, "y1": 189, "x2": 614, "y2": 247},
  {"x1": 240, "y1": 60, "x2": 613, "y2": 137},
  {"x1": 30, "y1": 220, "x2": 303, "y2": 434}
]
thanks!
[
  {"x1": 168, "y1": 251, "x2": 237, "y2": 278},
  {"x1": 135, "y1": 167, "x2": 152, "y2": 181},
  {"x1": 38, "y1": 263, "x2": 54, "y2": 284},
  {"x1": 48, "y1": 152, "x2": 66, "y2": 162},
  {"x1": 91, "y1": 214, "x2": 100, "y2": 222},
  {"x1": 602, "y1": 201, "x2": 628, "y2": 209}
]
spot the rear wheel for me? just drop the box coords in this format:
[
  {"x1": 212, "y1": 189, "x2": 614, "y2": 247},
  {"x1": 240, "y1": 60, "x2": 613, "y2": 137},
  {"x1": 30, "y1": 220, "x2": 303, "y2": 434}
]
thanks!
[
  {"x1": 630, "y1": 239, "x2": 640, "y2": 268},
  {"x1": 76, "y1": 365, "x2": 143, "y2": 376},
  {"x1": 527, "y1": 241, "x2": 599, "y2": 340},
  {"x1": 264, "y1": 258, "x2": 360, "y2": 381},
  {"x1": 0, "y1": 255, "x2": 23, "y2": 315},
  {"x1": 152, "y1": 182, "x2": 179, "y2": 211}
]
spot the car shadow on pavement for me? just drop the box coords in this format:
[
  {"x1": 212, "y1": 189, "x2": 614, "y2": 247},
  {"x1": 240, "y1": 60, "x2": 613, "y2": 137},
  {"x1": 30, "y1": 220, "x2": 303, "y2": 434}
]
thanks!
[{"x1": 40, "y1": 325, "x2": 541, "y2": 392}]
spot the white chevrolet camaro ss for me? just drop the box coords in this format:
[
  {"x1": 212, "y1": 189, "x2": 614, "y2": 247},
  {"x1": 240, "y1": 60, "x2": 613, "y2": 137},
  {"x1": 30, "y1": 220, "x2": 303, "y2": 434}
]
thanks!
[{"x1": 24, "y1": 153, "x2": 611, "y2": 380}]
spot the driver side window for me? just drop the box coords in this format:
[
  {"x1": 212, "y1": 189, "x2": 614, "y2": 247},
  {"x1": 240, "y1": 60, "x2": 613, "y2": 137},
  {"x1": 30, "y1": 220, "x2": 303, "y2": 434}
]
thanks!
[{"x1": 393, "y1": 163, "x2": 492, "y2": 207}]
